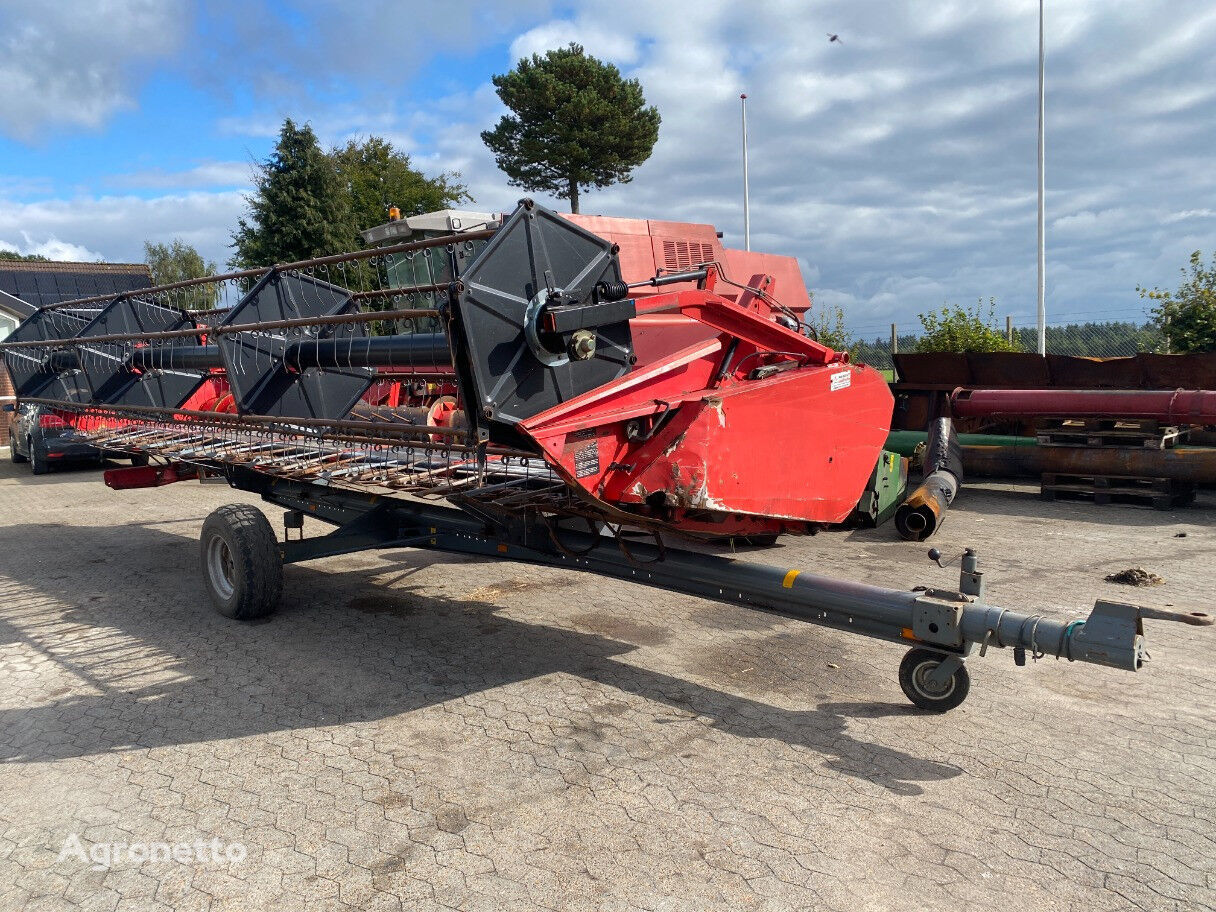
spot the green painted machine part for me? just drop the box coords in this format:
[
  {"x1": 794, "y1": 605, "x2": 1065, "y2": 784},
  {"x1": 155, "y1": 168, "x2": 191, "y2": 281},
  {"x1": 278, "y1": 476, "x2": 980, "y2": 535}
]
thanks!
[
  {"x1": 885, "y1": 430, "x2": 1036, "y2": 458},
  {"x1": 851, "y1": 450, "x2": 908, "y2": 527}
]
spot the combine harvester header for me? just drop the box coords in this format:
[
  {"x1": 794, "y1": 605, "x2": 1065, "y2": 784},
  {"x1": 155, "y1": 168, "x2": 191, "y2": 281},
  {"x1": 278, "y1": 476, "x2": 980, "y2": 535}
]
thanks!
[{"x1": 3, "y1": 200, "x2": 1208, "y2": 711}]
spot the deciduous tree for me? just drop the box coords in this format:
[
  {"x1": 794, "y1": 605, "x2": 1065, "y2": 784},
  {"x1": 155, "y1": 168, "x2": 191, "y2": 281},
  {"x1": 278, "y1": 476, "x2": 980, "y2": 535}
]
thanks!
[
  {"x1": 806, "y1": 301, "x2": 855, "y2": 351},
  {"x1": 914, "y1": 299, "x2": 1019, "y2": 353},
  {"x1": 144, "y1": 239, "x2": 218, "y2": 308},
  {"x1": 1138, "y1": 251, "x2": 1216, "y2": 353},
  {"x1": 330, "y1": 136, "x2": 470, "y2": 243}
]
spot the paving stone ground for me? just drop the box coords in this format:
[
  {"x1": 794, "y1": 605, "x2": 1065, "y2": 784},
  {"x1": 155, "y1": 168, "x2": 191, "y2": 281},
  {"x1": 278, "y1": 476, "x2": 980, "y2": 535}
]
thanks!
[{"x1": 0, "y1": 454, "x2": 1213, "y2": 911}]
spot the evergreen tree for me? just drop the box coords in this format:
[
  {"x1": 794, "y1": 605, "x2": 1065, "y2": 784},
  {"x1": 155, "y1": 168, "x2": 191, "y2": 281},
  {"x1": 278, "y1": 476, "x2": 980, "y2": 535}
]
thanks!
[
  {"x1": 481, "y1": 44, "x2": 660, "y2": 213},
  {"x1": 231, "y1": 119, "x2": 352, "y2": 269}
]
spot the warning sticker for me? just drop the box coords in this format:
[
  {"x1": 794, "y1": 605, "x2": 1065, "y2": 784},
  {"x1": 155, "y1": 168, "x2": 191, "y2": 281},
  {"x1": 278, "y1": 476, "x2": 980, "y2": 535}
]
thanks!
[
  {"x1": 830, "y1": 369, "x2": 852, "y2": 391},
  {"x1": 573, "y1": 440, "x2": 600, "y2": 478}
]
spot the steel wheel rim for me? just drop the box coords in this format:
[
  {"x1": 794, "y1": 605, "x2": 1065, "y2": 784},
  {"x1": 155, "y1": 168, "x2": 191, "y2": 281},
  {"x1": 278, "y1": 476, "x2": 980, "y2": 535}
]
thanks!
[
  {"x1": 911, "y1": 660, "x2": 956, "y2": 700},
  {"x1": 206, "y1": 535, "x2": 236, "y2": 600}
]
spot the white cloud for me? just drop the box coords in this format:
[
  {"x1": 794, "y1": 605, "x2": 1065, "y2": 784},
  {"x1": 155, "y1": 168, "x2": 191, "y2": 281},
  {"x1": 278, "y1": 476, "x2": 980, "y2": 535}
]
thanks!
[
  {"x1": 5, "y1": 0, "x2": 1216, "y2": 334},
  {"x1": 0, "y1": 192, "x2": 247, "y2": 268},
  {"x1": 509, "y1": 21, "x2": 641, "y2": 65},
  {"x1": 105, "y1": 162, "x2": 255, "y2": 191},
  {"x1": 0, "y1": 1, "x2": 188, "y2": 140},
  {"x1": 0, "y1": 234, "x2": 104, "y2": 262},
  {"x1": 1163, "y1": 209, "x2": 1216, "y2": 224},
  {"x1": 465, "y1": 0, "x2": 1216, "y2": 329}
]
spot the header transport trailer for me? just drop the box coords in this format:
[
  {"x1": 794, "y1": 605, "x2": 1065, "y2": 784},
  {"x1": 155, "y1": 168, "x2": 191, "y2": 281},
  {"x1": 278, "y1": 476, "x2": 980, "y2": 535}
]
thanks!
[{"x1": 2, "y1": 201, "x2": 1209, "y2": 711}]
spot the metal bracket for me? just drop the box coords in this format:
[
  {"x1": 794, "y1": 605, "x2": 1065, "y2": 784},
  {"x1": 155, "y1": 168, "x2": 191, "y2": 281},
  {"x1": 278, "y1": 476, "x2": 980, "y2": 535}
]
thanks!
[
  {"x1": 924, "y1": 653, "x2": 966, "y2": 688},
  {"x1": 524, "y1": 288, "x2": 571, "y2": 368},
  {"x1": 1067, "y1": 600, "x2": 1146, "y2": 671},
  {"x1": 959, "y1": 548, "x2": 985, "y2": 600},
  {"x1": 544, "y1": 297, "x2": 637, "y2": 334},
  {"x1": 912, "y1": 590, "x2": 967, "y2": 646}
]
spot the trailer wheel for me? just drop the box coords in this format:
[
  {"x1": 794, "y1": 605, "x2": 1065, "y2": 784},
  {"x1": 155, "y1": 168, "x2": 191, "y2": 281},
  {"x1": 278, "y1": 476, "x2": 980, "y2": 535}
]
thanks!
[
  {"x1": 898, "y1": 647, "x2": 970, "y2": 712},
  {"x1": 200, "y1": 504, "x2": 282, "y2": 620}
]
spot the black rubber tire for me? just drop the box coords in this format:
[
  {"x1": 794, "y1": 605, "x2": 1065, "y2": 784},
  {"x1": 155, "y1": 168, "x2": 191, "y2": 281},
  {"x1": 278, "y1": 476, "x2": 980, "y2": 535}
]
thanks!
[
  {"x1": 199, "y1": 504, "x2": 283, "y2": 620},
  {"x1": 898, "y1": 647, "x2": 971, "y2": 712},
  {"x1": 129, "y1": 453, "x2": 150, "y2": 467},
  {"x1": 29, "y1": 436, "x2": 48, "y2": 475},
  {"x1": 9, "y1": 432, "x2": 26, "y2": 463}
]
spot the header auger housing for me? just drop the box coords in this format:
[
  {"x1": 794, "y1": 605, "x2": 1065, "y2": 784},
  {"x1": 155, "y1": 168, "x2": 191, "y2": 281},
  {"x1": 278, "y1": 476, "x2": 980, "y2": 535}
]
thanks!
[{"x1": 4, "y1": 200, "x2": 1208, "y2": 712}]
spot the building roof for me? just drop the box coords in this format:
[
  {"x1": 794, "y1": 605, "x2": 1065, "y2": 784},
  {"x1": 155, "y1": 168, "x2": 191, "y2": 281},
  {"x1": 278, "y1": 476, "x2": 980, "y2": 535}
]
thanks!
[
  {"x1": 0, "y1": 259, "x2": 152, "y2": 309},
  {"x1": 0, "y1": 288, "x2": 35, "y2": 319}
]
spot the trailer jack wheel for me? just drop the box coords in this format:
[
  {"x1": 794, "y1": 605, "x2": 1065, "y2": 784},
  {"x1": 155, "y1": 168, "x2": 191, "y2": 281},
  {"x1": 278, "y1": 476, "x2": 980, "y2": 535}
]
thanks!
[
  {"x1": 898, "y1": 647, "x2": 970, "y2": 712},
  {"x1": 200, "y1": 504, "x2": 282, "y2": 620}
]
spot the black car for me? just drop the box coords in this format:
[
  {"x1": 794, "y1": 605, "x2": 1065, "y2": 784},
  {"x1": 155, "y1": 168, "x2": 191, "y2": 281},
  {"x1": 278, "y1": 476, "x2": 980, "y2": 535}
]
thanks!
[{"x1": 5, "y1": 402, "x2": 144, "y2": 475}]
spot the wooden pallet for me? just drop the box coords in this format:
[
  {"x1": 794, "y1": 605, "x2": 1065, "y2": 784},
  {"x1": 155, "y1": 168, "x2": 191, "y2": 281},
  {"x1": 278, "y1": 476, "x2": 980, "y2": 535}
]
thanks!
[
  {"x1": 1039, "y1": 472, "x2": 1196, "y2": 510},
  {"x1": 1035, "y1": 417, "x2": 1189, "y2": 450}
]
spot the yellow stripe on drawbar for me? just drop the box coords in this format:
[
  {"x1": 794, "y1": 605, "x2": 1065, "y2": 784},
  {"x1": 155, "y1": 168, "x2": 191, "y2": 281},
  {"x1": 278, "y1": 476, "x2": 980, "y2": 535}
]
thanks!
[{"x1": 782, "y1": 569, "x2": 801, "y2": 589}]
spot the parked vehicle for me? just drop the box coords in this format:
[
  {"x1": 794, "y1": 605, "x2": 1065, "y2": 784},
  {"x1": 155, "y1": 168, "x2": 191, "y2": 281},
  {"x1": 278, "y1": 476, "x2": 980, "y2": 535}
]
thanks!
[{"x1": 5, "y1": 402, "x2": 145, "y2": 475}]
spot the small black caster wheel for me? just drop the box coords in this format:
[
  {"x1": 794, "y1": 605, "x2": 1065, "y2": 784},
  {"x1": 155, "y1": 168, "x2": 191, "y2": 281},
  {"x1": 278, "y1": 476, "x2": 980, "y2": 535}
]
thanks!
[{"x1": 898, "y1": 647, "x2": 970, "y2": 712}]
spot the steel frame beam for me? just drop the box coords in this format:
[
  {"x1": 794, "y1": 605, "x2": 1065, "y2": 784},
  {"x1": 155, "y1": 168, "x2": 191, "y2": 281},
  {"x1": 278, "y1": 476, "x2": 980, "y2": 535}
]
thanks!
[{"x1": 226, "y1": 469, "x2": 1198, "y2": 678}]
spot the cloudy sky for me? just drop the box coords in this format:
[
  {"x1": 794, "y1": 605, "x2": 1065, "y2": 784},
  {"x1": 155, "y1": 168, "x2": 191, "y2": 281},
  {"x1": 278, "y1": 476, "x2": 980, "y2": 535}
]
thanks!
[{"x1": 0, "y1": 0, "x2": 1213, "y2": 338}]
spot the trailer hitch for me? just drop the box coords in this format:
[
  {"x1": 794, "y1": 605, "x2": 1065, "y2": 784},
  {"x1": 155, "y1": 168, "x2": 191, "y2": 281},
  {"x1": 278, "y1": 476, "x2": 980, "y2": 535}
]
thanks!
[{"x1": 920, "y1": 549, "x2": 1212, "y2": 675}]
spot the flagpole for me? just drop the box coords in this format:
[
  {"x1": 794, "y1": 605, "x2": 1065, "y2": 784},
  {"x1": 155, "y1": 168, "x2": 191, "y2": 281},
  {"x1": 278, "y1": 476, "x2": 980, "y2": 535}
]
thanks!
[
  {"x1": 741, "y1": 93, "x2": 751, "y2": 251},
  {"x1": 1036, "y1": 0, "x2": 1046, "y2": 355}
]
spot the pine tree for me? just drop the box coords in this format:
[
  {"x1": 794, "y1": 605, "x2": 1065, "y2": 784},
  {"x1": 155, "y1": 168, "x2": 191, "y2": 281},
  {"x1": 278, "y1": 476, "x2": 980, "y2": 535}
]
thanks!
[
  {"x1": 481, "y1": 44, "x2": 661, "y2": 214},
  {"x1": 231, "y1": 119, "x2": 352, "y2": 269}
]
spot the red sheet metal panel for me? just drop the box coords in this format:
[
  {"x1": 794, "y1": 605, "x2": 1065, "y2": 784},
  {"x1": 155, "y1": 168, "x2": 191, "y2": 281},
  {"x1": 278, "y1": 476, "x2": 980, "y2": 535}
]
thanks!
[
  {"x1": 563, "y1": 212, "x2": 813, "y2": 315},
  {"x1": 610, "y1": 364, "x2": 892, "y2": 523},
  {"x1": 519, "y1": 282, "x2": 893, "y2": 532}
]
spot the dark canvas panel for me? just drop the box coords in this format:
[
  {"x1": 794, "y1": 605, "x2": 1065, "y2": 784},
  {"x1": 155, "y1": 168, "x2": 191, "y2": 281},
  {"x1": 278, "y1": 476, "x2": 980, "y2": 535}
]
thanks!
[{"x1": 0, "y1": 264, "x2": 152, "y2": 309}]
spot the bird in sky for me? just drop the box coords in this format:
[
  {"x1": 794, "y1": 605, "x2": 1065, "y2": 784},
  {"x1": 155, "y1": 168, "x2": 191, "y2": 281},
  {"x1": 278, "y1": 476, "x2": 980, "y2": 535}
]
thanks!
[{"x1": 827, "y1": 33, "x2": 842, "y2": 44}]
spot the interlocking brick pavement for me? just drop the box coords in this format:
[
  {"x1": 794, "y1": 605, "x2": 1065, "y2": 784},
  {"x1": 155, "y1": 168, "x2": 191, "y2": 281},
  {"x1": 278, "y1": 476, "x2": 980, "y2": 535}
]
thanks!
[{"x1": 0, "y1": 455, "x2": 1213, "y2": 911}]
